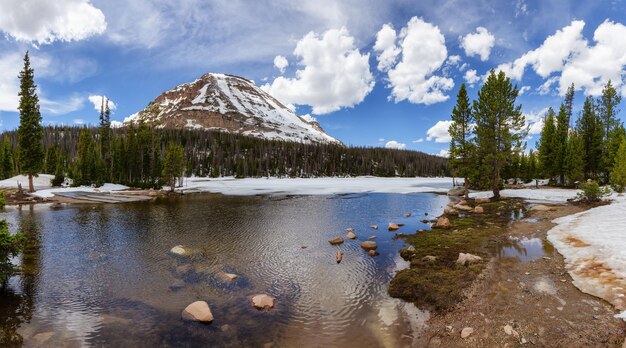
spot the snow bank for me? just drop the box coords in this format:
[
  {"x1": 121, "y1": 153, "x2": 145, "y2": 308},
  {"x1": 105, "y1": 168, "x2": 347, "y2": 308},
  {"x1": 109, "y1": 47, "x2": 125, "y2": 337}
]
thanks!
[
  {"x1": 32, "y1": 183, "x2": 129, "y2": 199},
  {"x1": 176, "y1": 176, "x2": 454, "y2": 196},
  {"x1": 0, "y1": 174, "x2": 54, "y2": 189},
  {"x1": 547, "y1": 195, "x2": 626, "y2": 317},
  {"x1": 470, "y1": 188, "x2": 580, "y2": 203}
]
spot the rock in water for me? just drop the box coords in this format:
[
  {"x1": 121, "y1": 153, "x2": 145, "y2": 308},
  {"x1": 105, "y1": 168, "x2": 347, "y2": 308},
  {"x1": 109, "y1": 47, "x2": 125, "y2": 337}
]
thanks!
[
  {"x1": 388, "y1": 223, "x2": 400, "y2": 231},
  {"x1": 328, "y1": 237, "x2": 344, "y2": 245},
  {"x1": 370, "y1": 225, "x2": 379, "y2": 230},
  {"x1": 456, "y1": 253, "x2": 482, "y2": 266},
  {"x1": 182, "y1": 301, "x2": 214, "y2": 323},
  {"x1": 368, "y1": 235, "x2": 377, "y2": 240},
  {"x1": 252, "y1": 294, "x2": 276, "y2": 311},
  {"x1": 433, "y1": 217, "x2": 451, "y2": 229},
  {"x1": 404, "y1": 212, "x2": 411, "y2": 217},
  {"x1": 217, "y1": 272, "x2": 238, "y2": 281},
  {"x1": 368, "y1": 250, "x2": 378, "y2": 257},
  {"x1": 336, "y1": 251, "x2": 343, "y2": 263},
  {"x1": 360, "y1": 241, "x2": 377, "y2": 251},
  {"x1": 347, "y1": 232, "x2": 357, "y2": 239},
  {"x1": 460, "y1": 327, "x2": 474, "y2": 338},
  {"x1": 345, "y1": 228, "x2": 354, "y2": 233},
  {"x1": 170, "y1": 245, "x2": 187, "y2": 256}
]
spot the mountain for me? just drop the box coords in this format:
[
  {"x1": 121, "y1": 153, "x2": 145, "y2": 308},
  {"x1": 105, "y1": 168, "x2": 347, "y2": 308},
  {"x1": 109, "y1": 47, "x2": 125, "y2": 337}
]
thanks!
[{"x1": 125, "y1": 73, "x2": 339, "y2": 144}]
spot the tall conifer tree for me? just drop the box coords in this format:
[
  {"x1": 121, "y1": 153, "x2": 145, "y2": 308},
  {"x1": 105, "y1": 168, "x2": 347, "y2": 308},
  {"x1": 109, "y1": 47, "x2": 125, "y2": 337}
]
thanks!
[{"x1": 448, "y1": 83, "x2": 474, "y2": 197}]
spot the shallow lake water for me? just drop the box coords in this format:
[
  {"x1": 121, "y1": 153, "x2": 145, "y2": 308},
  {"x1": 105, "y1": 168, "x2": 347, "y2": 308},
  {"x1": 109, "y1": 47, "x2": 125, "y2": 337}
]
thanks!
[{"x1": 0, "y1": 192, "x2": 451, "y2": 347}]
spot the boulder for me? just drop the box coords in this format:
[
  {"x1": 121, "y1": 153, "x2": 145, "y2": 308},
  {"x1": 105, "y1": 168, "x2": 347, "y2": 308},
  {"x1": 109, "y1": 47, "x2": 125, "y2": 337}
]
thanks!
[
  {"x1": 360, "y1": 241, "x2": 378, "y2": 251},
  {"x1": 444, "y1": 208, "x2": 458, "y2": 215},
  {"x1": 368, "y1": 235, "x2": 377, "y2": 240},
  {"x1": 336, "y1": 251, "x2": 343, "y2": 264},
  {"x1": 328, "y1": 237, "x2": 344, "y2": 245},
  {"x1": 388, "y1": 223, "x2": 400, "y2": 231},
  {"x1": 182, "y1": 301, "x2": 214, "y2": 323},
  {"x1": 473, "y1": 206, "x2": 484, "y2": 214},
  {"x1": 347, "y1": 232, "x2": 357, "y2": 239},
  {"x1": 170, "y1": 245, "x2": 187, "y2": 256},
  {"x1": 368, "y1": 250, "x2": 378, "y2": 257},
  {"x1": 422, "y1": 255, "x2": 437, "y2": 262},
  {"x1": 456, "y1": 253, "x2": 482, "y2": 266},
  {"x1": 459, "y1": 200, "x2": 468, "y2": 205},
  {"x1": 530, "y1": 204, "x2": 555, "y2": 212},
  {"x1": 252, "y1": 294, "x2": 276, "y2": 311},
  {"x1": 475, "y1": 197, "x2": 490, "y2": 204},
  {"x1": 433, "y1": 217, "x2": 451, "y2": 229},
  {"x1": 370, "y1": 225, "x2": 379, "y2": 230},
  {"x1": 455, "y1": 204, "x2": 474, "y2": 211},
  {"x1": 217, "y1": 272, "x2": 238, "y2": 281},
  {"x1": 447, "y1": 188, "x2": 466, "y2": 196},
  {"x1": 460, "y1": 327, "x2": 474, "y2": 339},
  {"x1": 345, "y1": 228, "x2": 354, "y2": 233}
]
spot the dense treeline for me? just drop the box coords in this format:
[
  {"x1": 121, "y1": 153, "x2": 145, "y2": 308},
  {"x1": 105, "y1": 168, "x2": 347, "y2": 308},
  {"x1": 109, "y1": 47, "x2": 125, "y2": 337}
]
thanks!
[{"x1": 0, "y1": 125, "x2": 449, "y2": 187}]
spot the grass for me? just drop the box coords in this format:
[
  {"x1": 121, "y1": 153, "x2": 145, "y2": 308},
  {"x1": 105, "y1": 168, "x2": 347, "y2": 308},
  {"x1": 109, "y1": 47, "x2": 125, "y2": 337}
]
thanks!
[{"x1": 388, "y1": 198, "x2": 523, "y2": 312}]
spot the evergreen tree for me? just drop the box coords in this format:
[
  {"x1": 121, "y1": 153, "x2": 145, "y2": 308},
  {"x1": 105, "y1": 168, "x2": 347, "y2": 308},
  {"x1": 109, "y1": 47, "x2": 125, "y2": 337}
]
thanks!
[
  {"x1": 99, "y1": 97, "x2": 112, "y2": 181},
  {"x1": 555, "y1": 86, "x2": 574, "y2": 184},
  {"x1": 537, "y1": 108, "x2": 558, "y2": 180},
  {"x1": 597, "y1": 80, "x2": 622, "y2": 182},
  {"x1": 162, "y1": 142, "x2": 184, "y2": 191},
  {"x1": 448, "y1": 83, "x2": 475, "y2": 197},
  {"x1": 527, "y1": 150, "x2": 538, "y2": 182},
  {"x1": 564, "y1": 130, "x2": 585, "y2": 185},
  {"x1": 576, "y1": 96, "x2": 603, "y2": 179},
  {"x1": 16, "y1": 52, "x2": 44, "y2": 192},
  {"x1": 75, "y1": 128, "x2": 98, "y2": 186},
  {"x1": 473, "y1": 70, "x2": 526, "y2": 200},
  {"x1": 611, "y1": 135, "x2": 626, "y2": 192}
]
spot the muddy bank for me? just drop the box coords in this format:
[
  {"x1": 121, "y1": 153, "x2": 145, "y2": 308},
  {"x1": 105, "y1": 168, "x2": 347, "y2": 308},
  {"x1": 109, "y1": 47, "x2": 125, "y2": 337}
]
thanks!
[{"x1": 392, "y1": 200, "x2": 625, "y2": 347}]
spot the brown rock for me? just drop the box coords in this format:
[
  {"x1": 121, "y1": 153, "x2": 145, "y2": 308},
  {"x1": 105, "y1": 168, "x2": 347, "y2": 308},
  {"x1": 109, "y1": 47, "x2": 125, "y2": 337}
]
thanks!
[
  {"x1": 461, "y1": 327, "x2": 474, "y2": 338},
  {"x1": 455, "y1": 204, "x2": 474, "y2": 211},
  {"x1": 475, "y1": 197, "x2": 490, "y2": 204},
  {"x1": 368, "y1": 250, "x2": 378, "y2": 256},
  {"x1": 447, "y1": 188, "x2": 466, "y2": 196},
  {"x1": 422, "y1": 255, "x2": 437, "y2": 262},
  {"x1": 388, "y1": 223, "x2": 400, "y2": 231},
  {"x1": 368, "y1": 235, "x2": 377, "y2": 240},
  {"x1": 530, "y1": 204, "x2": 555, "y2": 212},
  {"x1": 360, "y1": 241, "x2": 378, "y2": 251},
  {"x1": 433, "y1": 217, "x2": 451, "y2": 229},
  {"x1": 370, "y1": 225, "x2": 379, "y2": 230},
  {"x1": 456, "y1": 253, "x2": 482, "y2": 266},
  {"x1": 182, "y1": 301, "x2": 214, "y2": 323},
  {"x1": 252, "y1": 294, "x2": 276, "y2": 311},
  {"x1": 473, "y1": 206, "x2": 484, "y2": 213},
  {"x1": 345, "y1": 228, "x2": 354, "y2": 233},
  {"x1": 329, "y1": 237, "x2": 344, "y2": 245},
  {"x1": 217, "y1": 272, "x2": 238, "y2": 281},
  {"x1": 347, "y1": 232, "x2": 357, "y2": 239},
  {"x1": 444, "y1": 208, "x2": 458, "y2": 215},
  {"x1": 336, "y1": 251, "x2": 343, "y2": 263}
]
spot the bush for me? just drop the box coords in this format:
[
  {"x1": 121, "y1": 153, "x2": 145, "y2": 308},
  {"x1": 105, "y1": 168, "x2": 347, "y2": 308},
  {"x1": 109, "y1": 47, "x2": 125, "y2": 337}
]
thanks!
[
  {"x1": 0, "y1": 192, "x2": 5, "y2": 208},
  {"x1": 0, "y1": 220, "x2": 25, "y2": 285},
  {"x1": 576, "y1": 180, "x2": 610, "y2": 202}
]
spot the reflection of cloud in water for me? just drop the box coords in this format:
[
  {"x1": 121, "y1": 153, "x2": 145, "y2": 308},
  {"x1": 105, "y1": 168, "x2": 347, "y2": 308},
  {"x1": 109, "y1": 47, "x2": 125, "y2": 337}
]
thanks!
[{"x1": 36, "y1": 305, "x2": 103, "y2": 345}]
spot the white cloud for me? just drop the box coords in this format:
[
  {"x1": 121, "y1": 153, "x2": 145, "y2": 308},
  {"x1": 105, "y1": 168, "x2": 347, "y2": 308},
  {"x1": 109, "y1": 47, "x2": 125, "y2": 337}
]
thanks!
[
  {"x1": 523, "y1": 107, "x2": 549, "y2": 135},
  {"x1": 73, "y1": 118, "x2": 85, "y2": 125},
  {"x1": 382, "y1": 17, "x2": 454, "y2": 105},
  {"x1": 436, "y1": 149, "x2": 450, "y2": 158},
  {"x1": 110, "y1": 120, "x2": 124, "y2": 128},
  {"x1": 40, "y1": 96, "x2": 85, "y2": 115},
  {"x1": 447, "y1": 55, "x2": 462, "y2": 66},
  {"x1": 88, "y1": 95, "x2": 117, "y2": 112},
  {"x1": 0, "y1": 52, "x2": 59, "y2": 112},
  {"x1": 426, "y1": 120, "x2": 452, "y2": 143},
  {"x1": 0, "y1": 0, "x2": 106, "y2": 45},
  {"x1": 412, "y1": 138, "x2": 424, "y2": 143},
  {"x1": 460, "y1": 27, "x2": 495, "y2": 61},
  {"x1": 300, "y1": 114, "x2": 317, "y2": 123},
  {"x1": 378, "y1": 138, "x2": 385, "y2": 142},
  {"x1": 518, "y1": 85, "x2": 531, "y2": 95},
  {"x1": 463, "y1": 69, "x2": 481, "y2": 87},
  {"x1": 537, "y1": 76, "x2": 559, "y2": 95},
  {"x1": 263, "y1": 27, "x2": 374, "y2": 114},
  {"x1": 373, "y1": 23, "x2": 400, "y2": 71},
  {"x1": 273, "y1": 55, "x2": 288, "y2": 74},
  {"x1": 385, "y1": 140, "x2": 406, "y2": 150}
]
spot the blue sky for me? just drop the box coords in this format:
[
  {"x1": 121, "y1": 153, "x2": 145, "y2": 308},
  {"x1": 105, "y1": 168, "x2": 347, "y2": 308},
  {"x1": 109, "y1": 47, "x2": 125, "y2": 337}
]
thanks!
[{"x1": 1, "y1": 1, "x2": 626, "y2": 157}]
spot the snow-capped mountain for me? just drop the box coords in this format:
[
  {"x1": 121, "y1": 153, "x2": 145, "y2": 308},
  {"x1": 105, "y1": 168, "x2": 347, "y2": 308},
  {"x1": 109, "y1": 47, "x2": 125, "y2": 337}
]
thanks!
[{"x1": 125, "y1": 73, "x2": 339, "y2": 144}]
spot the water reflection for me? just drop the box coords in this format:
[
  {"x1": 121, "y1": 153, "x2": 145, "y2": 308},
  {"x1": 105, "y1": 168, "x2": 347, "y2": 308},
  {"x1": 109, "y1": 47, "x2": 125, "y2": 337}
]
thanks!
[
  {"x1": 0, "y1": 192, "x2": 449, "y2": 347},
  {"x1": 496, "y1": 236, "x2": 555, "y2": 262}
]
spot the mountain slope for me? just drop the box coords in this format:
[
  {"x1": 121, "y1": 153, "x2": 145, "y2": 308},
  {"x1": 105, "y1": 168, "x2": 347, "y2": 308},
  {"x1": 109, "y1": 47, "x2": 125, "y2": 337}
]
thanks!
[{"x1": 125, "y1": 73, "x2": 339, "y2": 144}]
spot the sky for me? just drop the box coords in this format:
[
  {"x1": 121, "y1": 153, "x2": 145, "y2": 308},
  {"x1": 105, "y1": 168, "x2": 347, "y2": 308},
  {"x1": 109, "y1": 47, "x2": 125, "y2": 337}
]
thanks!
[{"x1": 1, "y1": 0, "x2": 626, "y2": 157}]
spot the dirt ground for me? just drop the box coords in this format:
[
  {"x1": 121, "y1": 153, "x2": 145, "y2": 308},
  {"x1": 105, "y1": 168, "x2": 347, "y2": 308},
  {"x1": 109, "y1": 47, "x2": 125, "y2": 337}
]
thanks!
[{"x1": 416, "y1": 204, "x2": 626, "y2": 347}]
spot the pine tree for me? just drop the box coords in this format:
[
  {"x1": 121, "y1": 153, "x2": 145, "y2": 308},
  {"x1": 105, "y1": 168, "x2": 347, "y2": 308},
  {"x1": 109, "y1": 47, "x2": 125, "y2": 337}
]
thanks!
[
  {"x1": 576, "y1": 96, "x2": 603, "y2": 179},
  {"x1": 564, "y1": 130, "x2": 585, "y2": 185},
  {"x1": 597, "y1": 80, "x2": 622, "y2": 183},
  {"x1": 473, "y1": 70, "x2": 526, "y2": 200},
  {"x1": 16, "y1": 52, "x2": 44, "y2": 192},
  {"x1": 75, "y1": 128, "x2": 98, "y2": 186},
  {"x1": 99, "y1": 97, "x2": 112, "y2": 181},
  {"x1": 448, "y1": 83, "x2": 475, "y2": 197},
  {"x1": 537, "y1": 108, "x2": 557, "y2": 180},
  {"x1": 611, "y1": 135, "x2": 626, "y2": 192},
  {"x1": 162, "y1": 142, "x2": 184, "y2": 191},
  {"x1": 555, "y1": 85, "x2": 574, "y2": 185}
]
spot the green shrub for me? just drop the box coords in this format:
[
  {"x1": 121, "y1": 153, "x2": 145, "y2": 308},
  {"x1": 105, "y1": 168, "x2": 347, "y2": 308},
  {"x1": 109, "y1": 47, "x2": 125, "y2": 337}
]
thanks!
[
  {"x1": 576, "y1": 180, "x2": 610, "y2": 202},
  {"x1": 0, "y1": 192, "x2": 5, "y2": 208}
]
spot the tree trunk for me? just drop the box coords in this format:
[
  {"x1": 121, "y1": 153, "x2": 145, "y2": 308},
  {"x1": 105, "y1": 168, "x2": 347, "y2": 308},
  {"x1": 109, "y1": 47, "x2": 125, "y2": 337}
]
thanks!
[
  {"x1": 493, "y1": 163, "x2": 500, "y2": 200},
  {"x1": 464, "y1": 176, "x2": 469, "y2": 199},
  {"x1": 28, "y1": 174, "x2": 34, "y2": 193}
]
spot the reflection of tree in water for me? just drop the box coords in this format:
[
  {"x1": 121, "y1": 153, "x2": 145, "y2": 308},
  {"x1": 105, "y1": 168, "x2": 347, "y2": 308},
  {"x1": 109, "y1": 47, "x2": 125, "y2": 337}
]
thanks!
[{"x1": 0, "y1": 206, "x2": 41, "y2": 346}]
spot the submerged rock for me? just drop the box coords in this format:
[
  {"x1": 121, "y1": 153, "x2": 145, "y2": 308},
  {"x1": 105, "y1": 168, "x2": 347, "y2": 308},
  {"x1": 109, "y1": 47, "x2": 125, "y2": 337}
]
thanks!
[
  {"x1": 345, "y1": 228, "x2": 354, "y2": 233},
  {"x1": 460, "y1": 327, "x2": 474, "y2": 338},
  {"x1": 217, "y1": 272, "x2": 238, "y2": 281},
  {"x1": 388, "y1": 223, "x2": 400, "y2": 231},
  {"x1": 329, "y1": 237, "x2": 344, "y2": 245},
  {"x1": 347, "y1": 232, "x2": 357, "y2": 239},
  {"x1": 368, "y1": 250, "x2": 378, "y2": 256},
  {"x1": 405, "y1": 212, "x2": 411, "y2": 217},
  {"x1": 252, "y1": 294, "x2": 276, "y2": 311},
  {"x1": 456, "y1": 253, "x2": 482, "y2": 266},
  {"x1": 170, "y1": 245, "x2": 187, "y2": 256},
  {"x1": 420, "y1": 219, "x2": 430, "y2": 223},
  {"x1": 368, "y1": 235, "x2": 377, "y2": 240},
  {"x1": 360, "y1": 241, "x2": 377, "y2": 251},
  {"x1": 336, "y1": 251, "x2": 343, "y2": 263},
  {"x1": 182, "y1": 301, "x2": 214, "y2": 323},
  {"x1": 370, "y1": 225, "x2": 379, "y2": 230}
]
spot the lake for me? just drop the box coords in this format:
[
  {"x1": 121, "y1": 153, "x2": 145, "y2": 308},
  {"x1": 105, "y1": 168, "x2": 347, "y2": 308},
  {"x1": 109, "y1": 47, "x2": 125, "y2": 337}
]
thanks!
[{"x1": 0, "y1": 192, "x2": 451, "y2": 347}]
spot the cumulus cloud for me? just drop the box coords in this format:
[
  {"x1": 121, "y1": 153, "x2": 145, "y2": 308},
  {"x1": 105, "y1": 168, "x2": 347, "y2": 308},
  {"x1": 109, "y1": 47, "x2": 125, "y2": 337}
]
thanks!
[
  {"x1": 518, "y1": 85, "x2": 531, "y2": 95},
  {"x1": 273, "y1": 55, "x2": 288, "y2": 74},
  {"x1": 110, "y1": 120, "x2": 124, "y2": 128},
  {"x1": 300, "y1": 114, "x2": 317, "y2": 123},
  {"x1": 0, "y1": 0, "x2": 106, "y2": 45},
  {"x1": 373, "y1": 23, "x2": 400, "y2": 71},
  {"x1": 523, "y1": 107, "x2": 550, "y2": 135},
  {"x1": 436, "y1": 149, "x2": 450, "y2": 158},
  {"x1": 262, "y1": 27, "x2": 374, "y2": 114},
  {"x1": 40, "y1": 96, "x2": 85, "y2": 115},
  {"x1": 464, "y1": 69, "x2": 481, "y2": 87},
  {"x1": 412, "y1": 138, "x2": 424, "y2": 143},
  {"x1": 379, "y1": 17, "x2": 454, "y2": 105},
  {"x1": 88, "y1": 95, "x2": 117, "y2": 112},
  {"x1": 460, "y1": 27, "x2": 495, "y2": 61},
  {"x1": 0, "y1": 52, "x2": 54, "y2": 112},
  {"x1": 426, "y1": 120, "x2": 452, "y2": 143},
  {"x1": 385, "y1": 140, "x2": 406, "y2": 150}
]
